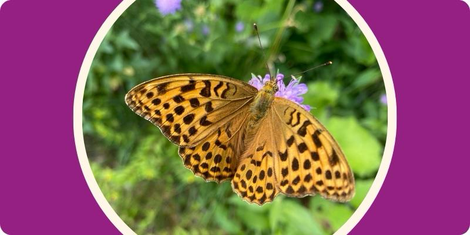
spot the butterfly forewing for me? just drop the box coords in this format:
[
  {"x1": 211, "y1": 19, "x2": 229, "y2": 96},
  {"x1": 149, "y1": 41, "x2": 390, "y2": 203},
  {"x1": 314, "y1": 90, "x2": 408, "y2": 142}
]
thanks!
[
  {"x1": 125, "y1": 74, "x2": 257, "y2": 147},
  {"x1": 271, "y1": 97, "x2": 355, "y2": 202}
]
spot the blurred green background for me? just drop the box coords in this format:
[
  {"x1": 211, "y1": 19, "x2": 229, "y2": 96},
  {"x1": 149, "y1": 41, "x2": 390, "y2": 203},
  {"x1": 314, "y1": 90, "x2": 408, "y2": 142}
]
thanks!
[{"x1": 84, "y1": 0, "x2": 387, "y2": 234}]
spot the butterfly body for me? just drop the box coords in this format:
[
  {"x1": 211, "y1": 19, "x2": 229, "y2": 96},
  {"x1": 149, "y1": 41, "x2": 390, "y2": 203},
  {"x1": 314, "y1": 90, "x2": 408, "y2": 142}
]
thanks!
[
  {"x1": 250, "y1": 80, "x2": 277, "y2": 121},
  {"x1": 126, "y1": 73, "x2": 355, "y2": 205}
]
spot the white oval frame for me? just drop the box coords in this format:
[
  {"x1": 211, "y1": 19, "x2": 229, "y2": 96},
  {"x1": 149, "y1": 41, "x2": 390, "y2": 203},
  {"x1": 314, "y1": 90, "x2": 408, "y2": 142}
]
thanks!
[{"x1": 73, "y1": 0, "x2": 396, "y2": 234}]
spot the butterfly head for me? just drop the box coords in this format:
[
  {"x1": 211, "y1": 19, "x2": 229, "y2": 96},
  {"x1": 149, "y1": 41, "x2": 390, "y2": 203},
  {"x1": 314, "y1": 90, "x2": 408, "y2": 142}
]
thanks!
[{"x1": 261, "y1": 79, "x2": 278, "y2": 95}]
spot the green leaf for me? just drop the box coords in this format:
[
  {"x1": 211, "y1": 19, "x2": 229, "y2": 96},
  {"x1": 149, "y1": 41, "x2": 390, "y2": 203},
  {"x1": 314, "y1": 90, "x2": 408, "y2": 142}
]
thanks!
[
  {"x1": 308, "y1": 15, "x2": 338, "y2": 47},
  {"x1": 230, "y1": 196, "x2": 270, "y2": 231},
  {"x1": 310, "y1": 196, "x2": 354, "y2": 233},
  {"x1": 279, "y1": 200, "x2": 324, "y2": 235},
  {"x1": 342, "y1": 33, "x2": 376, "y2": 65},
  {"x1": 304, "y1": 81, "x2": 340, "y2": 119},
  {"x1": 115, "y1": 30, "x2": 139, "y2": 50},
  {"x1": 213, "y1": 206, "x2": 242, "y2": 234},
  {"x1": 236, "y1": 207, "x2": 270, "y2": 231},
  {"x1": 325, "y1": 117, "x2": 382, "y2": 177},
  {"x1": 352, "y1": 69, "x2": 382, "y2": 89},
  {"x1": 268, "y1": 197, "x2": 284, "y2": 232}
]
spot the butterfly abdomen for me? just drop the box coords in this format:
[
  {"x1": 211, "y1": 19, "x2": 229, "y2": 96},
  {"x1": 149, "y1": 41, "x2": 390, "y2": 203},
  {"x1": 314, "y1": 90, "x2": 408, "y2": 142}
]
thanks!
[{"x1": 241, "y1": 82, "x2": 277, "y2": 155}]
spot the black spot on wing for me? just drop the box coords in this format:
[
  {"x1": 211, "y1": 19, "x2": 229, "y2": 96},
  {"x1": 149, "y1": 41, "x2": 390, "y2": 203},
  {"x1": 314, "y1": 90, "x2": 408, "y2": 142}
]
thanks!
[
  {"x1": 174, "y1": 106, "x2": 185, "y2": 115},
  {"x1": 287, "y1": 136, "x2": 295, "y2": 147},
  {"x1": 189, "y1": 98, "x2": 200, "y2": 107},
  {"x1": 173, "y1": 95, "x2": 185, "y2": 103},
  {"x1": 200, "y1": 80, "x2": 211, "y2": 97},
  {"x1": 292, "y1": 158, "x2": 299, "y2": 171},
  {"x1": 214, "y1": 154, "x2": 222, "y2": 163},
  {"x1": 312, "y1": 130, "x2": 323, "y2": 148},
  {"x1": 335, "y1": 171, "x2": 341, "y2": 178},
  {"x1": 325, "y1": 170, "x2": 332, "y2": 180},
  {"x1": 303, "y1": 159, "x2": 311, "y2": 170},
  {"x1": 200, "y1": 116, "x2": 212, "y2": 126},
  {"x1": 286, "y1": 109, "x2": 295, "y2": 125},
  {"x1": 279, "y1": 150, "x2": 288, "y2": 161},
  {"x1": 205, "y1": 102, "x2": 214, "y2": 112},
  {"x1": 297, "y1": 120, "x2": 311, "y2": 137},
  {"x1": 316, "y1": 167, "x2": 322, "y2": 174},
  {"x1": 213, "y1": 81, "x2": 223, "y2": 97},
  {"x1": 188, "y1": 126, "x2": 198, "y2": 136},
  {"x1": 329, "y1": 149, "x2": 339, "y2": 166},
  {"x1": 157, "y1": 83, "x2": 168, "y2": 95},
  {"x1": 311, "y1": 151, "x2": 320, "y2": 161},
  {"x1": 297, "y1": 143, "x2": 308, "y2": 153},
  {"x1": 183, "y1": 114, "x2": 195, "y2": 124},
  {"x1": 173, "y1": 124, "x2": 181, "y2": 134},
  {"x1": 181, "y1": 80, "x2": 196, "y2": 92},
  {"x1": 202, "y1": 142, "x2": 210, "y2": 151},
  {"x1": 282, "y1": 168, "x2": 288, "y2": 177},
  {"x1": 291, "y1": 112, "x2": 301, "y2": 127},
  {"x1": 166, "y1": 114, "x2": 174, "y2": 122},
  {"x1": 152, "y1": 98, "x2": 161, "y2": 105},
  {"x1": 262, "y1": 151, "x2": 273, "y2": 158}
]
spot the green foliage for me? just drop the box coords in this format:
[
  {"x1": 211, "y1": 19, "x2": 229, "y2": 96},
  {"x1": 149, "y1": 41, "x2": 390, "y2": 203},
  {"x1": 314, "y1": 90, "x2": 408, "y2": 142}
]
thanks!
[
  {"x1": 84, "y1": 0, "x2": 387, "y2": 234},
  {"x1": 326, "y1": 117, "x2": 382, "y2": 177}
]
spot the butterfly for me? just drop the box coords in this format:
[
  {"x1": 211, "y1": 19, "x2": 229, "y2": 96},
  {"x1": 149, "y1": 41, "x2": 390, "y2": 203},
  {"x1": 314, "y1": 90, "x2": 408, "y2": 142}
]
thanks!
[{"x1": 125, "y1": 73, "x2": 355, "y2": 205}]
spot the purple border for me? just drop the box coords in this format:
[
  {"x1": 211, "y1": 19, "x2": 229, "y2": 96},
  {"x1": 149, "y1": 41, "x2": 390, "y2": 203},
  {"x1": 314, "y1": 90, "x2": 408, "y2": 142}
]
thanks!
[
  {"x1": 348, "y1": 0, "x2": 470, "y2": 234},
  {"x1": 0, "y1": 0, "x2": 469, "y2": 234},
  {"x1": 0, "y1": 0, "x2": 120, "y2": 234}
]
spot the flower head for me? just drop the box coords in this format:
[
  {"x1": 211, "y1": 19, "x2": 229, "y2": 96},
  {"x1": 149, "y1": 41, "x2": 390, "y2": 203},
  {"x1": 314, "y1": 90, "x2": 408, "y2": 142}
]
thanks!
[
  {"x1": 313, "y1": 0, "x2": 323, "y2": 13},
  {"x1": 380, "y1": 94, "x2": 387, "y2": 105},
  {"x1": 202, "y1": 25, "x2": 210, "y2": 35},
  {"x1": 249, "y1": 73, "x2": 312, "y2": 111},
  {"x1": 155, "y1": 0, "x2": 182, "y2": 15},
  {"x1": 235, "y1": 21, "x2": 245, "y2": 32}
]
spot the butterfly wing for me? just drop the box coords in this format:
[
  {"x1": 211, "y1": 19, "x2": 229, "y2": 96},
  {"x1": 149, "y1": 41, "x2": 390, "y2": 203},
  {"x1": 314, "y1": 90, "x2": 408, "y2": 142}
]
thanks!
[
  {"x1": 179, "y1": 106, "x2": 251, "y2": 182},
  {"x1": 125, "y1": 74, "x2": 257, "y2": 182},
  {"x1": 271, "y1": 97, "x2": 355, "y2": 202},
  {"x1": 125, "y1": 74, "x2": 257, "y2": 146},
  {"x1": 231, "y1": 115, "x2": 279, "y2": 205}
]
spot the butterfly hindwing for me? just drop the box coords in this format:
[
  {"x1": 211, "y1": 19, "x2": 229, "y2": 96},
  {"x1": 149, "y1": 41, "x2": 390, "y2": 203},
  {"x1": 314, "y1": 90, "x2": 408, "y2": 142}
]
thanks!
[
  {"x1": 232, "y1": 116, "x2": 279, "y2": 205},
  {"x1": 179, "y1": 107, "x2": 251, "y2": 182},
  {"x1": 271, "y1": 97, "x2": 355, "y2": 202}
]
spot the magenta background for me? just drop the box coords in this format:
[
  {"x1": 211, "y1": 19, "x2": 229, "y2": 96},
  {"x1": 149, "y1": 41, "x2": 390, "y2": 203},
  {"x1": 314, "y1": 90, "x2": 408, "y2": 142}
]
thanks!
[{"x1": 0, "y1": 0, "x2": 469, "y2": 234}]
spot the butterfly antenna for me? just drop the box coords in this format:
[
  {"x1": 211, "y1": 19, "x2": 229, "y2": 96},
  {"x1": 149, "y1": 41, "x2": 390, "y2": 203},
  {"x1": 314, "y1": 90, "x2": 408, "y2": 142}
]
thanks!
[
  {"x1": 292, "y1": 61, "x2": 333, "y2": 77},
  {"x1": 253, "y1": 23, "x2": 273, "y2": 81}
]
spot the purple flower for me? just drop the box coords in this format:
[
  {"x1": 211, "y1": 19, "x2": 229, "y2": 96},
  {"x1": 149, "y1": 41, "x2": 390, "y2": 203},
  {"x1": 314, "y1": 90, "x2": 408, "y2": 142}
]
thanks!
[
  {"x1": 313, "y1": 1, "x2": 323, "y2": 13},
  {"x1": 155, "y1": 0, "x2": 182, "y2": 15},
  {"x1": 235, "y1": 21, "x2": 244, "y2": 32},
  {"x1": 202, "y1": 25, "x2": 210, "y2": 35},
  {"x1": 249, "y1": 73, "x2": 312, "y2": 111},
  {"x1": 380, "y1": 94, "x2": 387, "y2": 105}
]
